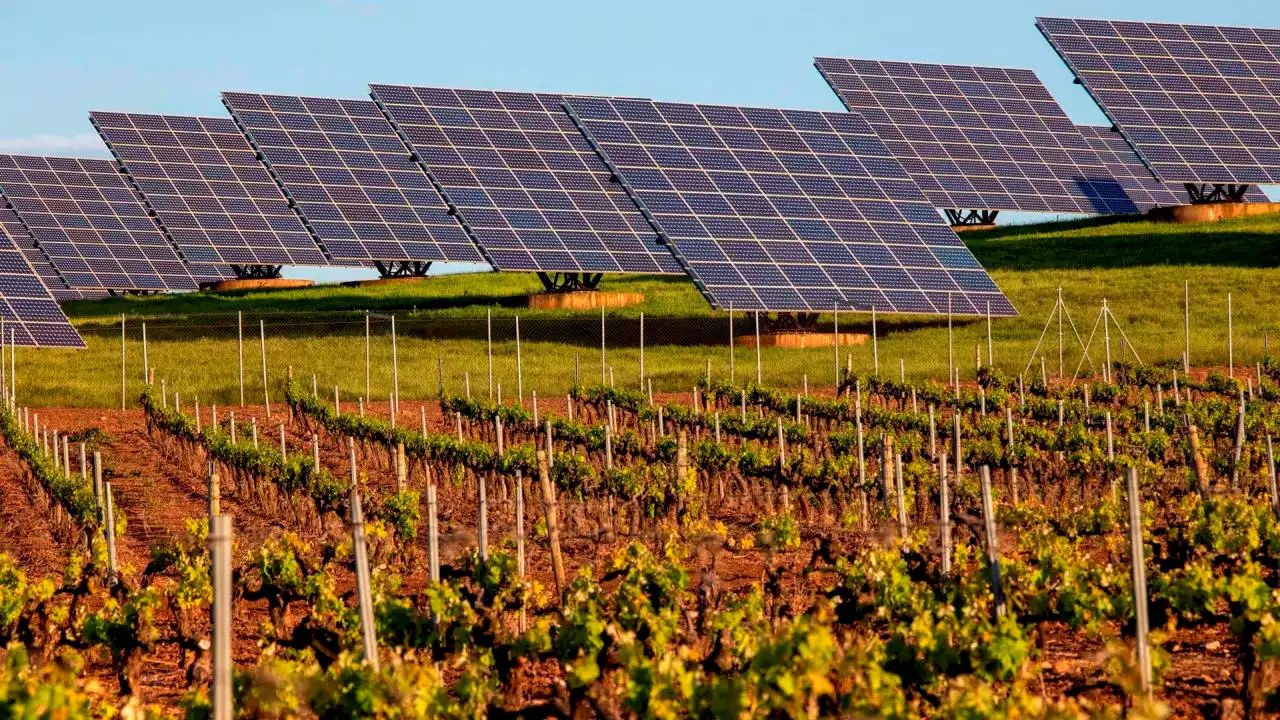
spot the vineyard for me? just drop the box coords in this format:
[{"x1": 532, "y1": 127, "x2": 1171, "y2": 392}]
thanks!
[{"x1": 2, "y1": 355, "x2": 1280, "y2": 718}]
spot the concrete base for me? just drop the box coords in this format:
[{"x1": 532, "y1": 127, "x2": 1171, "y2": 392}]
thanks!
[
  {"x1": 950, "y1": 224, "x2": 997, "y2": 233},
  {"x1": 526, "y1": 291, "x2": 645, "y2": 310},
  {"x1": 341, "y1": 276, "x2": 430, "y2": 288},
  {"x1": 734, "y1": 332, "x2": 869, "y2": 348},
  {"x1": 1149, "y1": 201, "x2": 1280, "y2": 224},
  {"x1": 200, "y1": 278, "x2": 314, "y2": 293}
]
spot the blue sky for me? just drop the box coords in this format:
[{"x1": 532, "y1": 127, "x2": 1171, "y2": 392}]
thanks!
[{"x1": 2, "y1": 0, "x2": 1276, "y2": 281}]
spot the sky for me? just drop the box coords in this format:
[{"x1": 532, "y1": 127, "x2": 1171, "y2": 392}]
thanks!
[{"x1": 2, "y1": 0, "x2": 1277, "y2": 282}]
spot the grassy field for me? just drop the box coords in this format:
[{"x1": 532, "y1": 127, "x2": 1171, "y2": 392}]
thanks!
[{"x1": 18, "y1": 212, "x2": 1280, "y2": 407}]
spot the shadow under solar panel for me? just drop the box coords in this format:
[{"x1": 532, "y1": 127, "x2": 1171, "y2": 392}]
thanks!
[{"x1": 565, "y1": 97, "x2": 1015, "y2": 317}]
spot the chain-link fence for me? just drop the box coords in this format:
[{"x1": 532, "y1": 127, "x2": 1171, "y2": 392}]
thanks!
[{"x1": 12, "y1": 280, "x2": 1271, "y2": 409}]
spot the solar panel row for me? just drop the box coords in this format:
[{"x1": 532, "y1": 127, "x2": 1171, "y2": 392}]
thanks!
[
  {"x1": 223, "y1": 92, "x2": 486, "y2": 265},
  {"x1": 1037, "y1": 17, "x2": 1280, "y2": 185},
  {"x1": 90, "y1": 112, "x2": 333, "y2": 268},
  {"x1": 814, "y1": 57, "x2": 1158, "y2": 215},
  {"x1": 0, "y1": 221, "x2": 85, "y2": 347},
  {"x1": 370, "y1": 85, "x2": 683, "y2": 275},
  {"x1": 566, "y1": 97, "x2": 1015, "y2": 316},
  {"x1": 0, "y1": 155, "x2": 206, "y2": 292},
  {"x1": 0, "y1": 207, "x2": 91, "y2": 301}
]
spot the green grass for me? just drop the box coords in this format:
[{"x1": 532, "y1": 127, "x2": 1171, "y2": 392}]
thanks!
[{"x1": 17, "y1": 212, "x2": 1280, "y2": 407}]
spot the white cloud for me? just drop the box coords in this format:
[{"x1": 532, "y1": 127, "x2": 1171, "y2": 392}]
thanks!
[{"x1": 0, "y1": 133, "x2": 109, "y2": 156}]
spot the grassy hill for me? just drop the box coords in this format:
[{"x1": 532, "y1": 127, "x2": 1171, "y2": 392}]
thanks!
[{"x1": 20, "y1": 212, "x2": 1280, "y2": 407}]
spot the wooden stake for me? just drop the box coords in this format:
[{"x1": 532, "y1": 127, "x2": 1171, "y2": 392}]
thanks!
[
  {"x1": 391, "y1": 315, "x2": 399, "y2": 418},
  {"x1": 427, "y1": 482, "x2": 439, "y2": 583},
  {"x1": 536, "y1": 450, "x2": 565, "y2": 601},
  {"x1": 515, "y1": 315, "x2": 523, "y2": 402},
  {"x1": 348, "y1": 438, "x2": 379, "y2": 669},
  {"x1": 237, "y1": 311, "x2": 244, "y2": 406},
  {"x1": 120, "y1": 314, "x2": 126, "y2": 410},
  {"x1": 1127, "y1": 466, "x2": 1153, "y2": 698},
  {"x1": 260, "y1": 320, "x2": 270, "y2": 417},
  {"x1": 979, "y1": 466, "x2": 1003, "y2": 618},
  {"x1": 940, "y1": 452, "x2": 951, "y2": 575},
  {"x1": 210, "y1": 514, "x2": 233, "y2": 720},
  {"x1": 477, "y1": 474, "x2": 488, "y2": 562},
  {"x1": 104, "y1": 482, "x2": 118, "y2": 585}
]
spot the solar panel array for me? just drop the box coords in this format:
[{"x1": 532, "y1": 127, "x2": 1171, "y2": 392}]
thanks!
[
  {"x1": 814, "y1": 57, "x2": 1149, "y2": 214},
  {"x1": 370, "y1": 85, "x2": 683, "y2": 274},
  {"x1": 566, "y1": 97, "x2": 1014, "y2": 316},
  {"x1": 0, "y1": 207, "x2": 88, "y2": 301},
  {"x1": 1037, "y1": 18, "x2": 1280, "y2": 185},
  {"x1": 0, "y1": 155, "x2": 208, "y2": 291},
  {"x1": 1075, "y1": 125, "x2": 1185, "y2": 207},
  {"x1": 223, "y1": 92, "x2": 485, "y2": 265},
  {"x1": 90, "y1": 112, "x2": 332, "y2": 267},
  {"x1": 0, "y1": 222, "x2": 86, "y2": 347}
]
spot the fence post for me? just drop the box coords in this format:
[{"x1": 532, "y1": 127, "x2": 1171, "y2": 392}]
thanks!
[
  {"x1": 515, "y1": 315, "x2": 523, "y2": 403},
  {"x1": 728, "y1": 304, "x2": 735, "y2": 383},
  {"x1": 427, "y1": 482, "x2": 440, "y2": 583},
  {"x1": 1184, "y1": 280, "x2": 1191, "y2": 374},
  {"x1": 939, "y1": 452, "x2": 951, "y2": 575},
  {"x1": 260, "y1": 320, "x2": 270, "y2": 417},
  {"x1": 141, "y1": 321, "x2": 148, "y2": 385},
  {"x1": 347, "y1": 437, "x2": 379, "y2": 669},
  {"x1": 120, "y1": 314, "x2": 126, "y2": 410},
  {"x1": 209, "y1": 514, "x2": 233, "y2": 720},
  {"x1": 754, "y1": 311, "x2": 762, "y2": 384},
  {"x1": 871, "y1": 307, "x2": 879, "y2": 376},
  {"x1": 104, "y1": 482, "x2": 119, "y2": 585},
  {"x1": 1228, "y1": 292, "x2": 1234, "y2": 378},
  {"x1": 391, "y1": 315, "x2": 399, "y2": 419},
  {"x1": 600, "y1": 306, "x2": 607, "y2": 386},
  {"x1": 1127, "y1": 466, "x2": 1153, "y2": 698},
  {"x1": 979, "y1": 465, "x2": 1003, "y2": 618},
  {"x1": 364, "y1": 311, "x2": 371, "y2": 403},
  {"x1": 638, "y1": 312, "x2": 644, "y2": 389}
]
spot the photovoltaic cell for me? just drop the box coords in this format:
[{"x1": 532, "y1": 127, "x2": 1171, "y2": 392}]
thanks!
[
  {"x1": 814, "y1": 57, "x2": 1147, "y2": 214},
  {"x1": 565, "y1": 97, "x2": 1014, "y2": 316},
  {"x1": 0, "y1": 155, "x2": 225, "y2": 291},
  {"x1": 0, "y1": 222, "x2": 86, "y2": 347},
  {"x1": 1037, "y1": 17, "x2": 1280, "y2": 184},
  {"x1": 0, "y1": 207, "x2": 89, "y2": 301},
  {"x1": 370, "y1": 85, "x2": 683, "y2": 274},
  {"x1": 90, "y1": 112, "x2": 332, "y2": 267},
  {"x1": 222, "y1": 92, "x2": 486, "y2": 265}
]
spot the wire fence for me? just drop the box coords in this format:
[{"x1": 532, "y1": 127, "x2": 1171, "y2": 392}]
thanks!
[{"x1": 29, "y1": 289, "x2": 1271, "y2": 410}]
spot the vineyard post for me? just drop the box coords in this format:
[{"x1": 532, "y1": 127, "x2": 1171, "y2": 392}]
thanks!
[
  {"x1": 1040, "y1": 357, "x2": 1047, "y2": 389},
  {"x1": 880, "y1": 435, "x2": 893, "y2": 502},
  {"x1": 1126, "y1": 466, "x2": 1153, "y2": 698},
  {"x1": 427, "y1": 482, "x2": 440, "y2": 583},
  {"x1": 1106, "y1": 412, "x2": 1116, "y2": 501},
  {"x1": 1006, "y1": 407, "x2": 1018, "y2": 505},
  {"x1": 740, "y1": 390, "x2": 746, "y2": 422},
  {"x1": 516, "y1": 316, "x2": 523, "y2": 402},
  {"x1": 79, "y1": 443, "x2": 87, "y2": 485},
  {"x1": 465, "y1": 372, "x2": 471, "y2": 399},
  {"x1": 1268, "y1": 435, "x2": 1278, "y2": 518},
  {"x1": 477, "y1": 473, "x2": 488, "y2": 562},
  {"x1": 1084, "y1": 385, "x2": 1090, "y2": 415},
  {"x1": 728, "y1": 303, "x2": 735, "y2": 383},
  {"x1": 939, "y1": 452, "x2": 951, "y2": 575},
  {"x1": 1184, "y1": 280, "x2": 1191, "y2": 373},
  {"x1": 141, "y1": 322, "x2": 148, "y2": 384},
  {"x1": 93, "y1": 451, "x2": 104, "y2": 520},
  {"x1": 952, "y1": 410, "x2": 963, "y2": 496},
  {"x1": 1232, "y1": 390, "x2": 1246, "y2": 490},
  {"x1": 51, "y1": 430, "x2": 59, "y2": 473},
  {"x1": 347, "y1": 438, "x2": 380, "y2": 669},
  {"x1": 237, "y1": 311, "x2": 244, "y2": 406},
  {"x1": 647, "y1": 379, "x2": 653, "y2": 406},
  {"x1": 776, "y1": 420, "x2": 786, "y2": 470},
  {"x1": 536, "y1": 450, "x2": 566, "y2": 601},
  {"x1": 210, "y1": 513, "x2": 233, "y2": 720},
  {"x1": 894, "y1": 453, "x2": 907, "y2": 539},
  {"x1": 311, "y1": 435, "x2": 320, "y2": 476},
  {"x1": 1057, "y1": 399, "x2": 1064, "y2": 428},
  {"x1": 391, "y1": 315, "x2": 399, "y2": 418},
  {"x1": 1018, "y1": 375, "x2": 1025, "y2": 410},
  {"x1": 899, "y1": 359, "x2": 905, "y2": 384},
  {"x1": 104, "y1": 482, "x2": 119, "y2": 586},
  {"x1": 871, "y1": 307, "x2": 879, "y2": 377},
  {"x1": 1228, "y1": 292, "x2": 1234, "y2": 378},
  {"x1": 600, "y1": 305, "x2": 607, "y2": 386},
  {"x1": 638, "y1": 312, "x2": 644, "y2": 389},
  {"x1": 456, "y1": 412, "x2": 463, "y2": 441},
  {"x1": 395, "y1": 442, "x2": 407, "y2": 492},
  {"x1": 260, "y1": 320, "x2": 270, "y2": 417},
  {"x1": 436, "y1": 358, "x2": 444, "y2": 399},
  {"x1": 754, "y1": 311, "x2": 762, "y2": 385},
  {"x1": 532, "y1": 392, "x2": 538, "y2": 425},
  {"x1": 420, "y1": 406, "x2": 427, "y2": 439},
  {"x1": 120, "y1": 314, "x2": 126, "y2": 410},
  {"x1": 365, "y1": 311, "x2": 371, "y2": 403},
  {"x1": 516, "y1": 471, "x2": 526, "y2": 631},
  {"x1": 714, "y1": 412, "x2": 721, "y2": 443},
  {"x1": 928, "y1": 405, "x2": 936, "y2": 458},
  {"x1": 677, "y1": 429, "x2": 690, "y2": 489},
  {"x1": 1157, "y1": 385, "x2": 1163, "y2": 414},
  {"x1": 207, "y1": 459, "x2": 221, "y2": 518},
  {"x1": 545, "y1": 420, "x2": 555, "y2": 470},
  {"x1": 856, "y1": 389, "x2": 866, "y2": 530},
  {"x1": 573, "y1": 354, "x2": 579, "y2": 390},
  {"x1": 979, "y1": 466, "x2": 1004, "y2": 618},
  {"x1": 251, "y1": 418, "x2": 259, "y2": 448},
  {"x1": 62, "y1": 438, "x2": 70, "y2": 480},
  {"x1": 605, "y1": 425, "x2": 613, "y2": 469},
  {"x1": 1187, "y1": 420, "x2": 1210, "y2": 497}
]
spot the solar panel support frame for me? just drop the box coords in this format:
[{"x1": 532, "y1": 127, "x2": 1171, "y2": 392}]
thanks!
[
  {"x1": 373, "y1": 261, "x2": 433, "y2": 278},
  {"x1": 944, "y1": 209, "x2": 1001, "y2": 226},
  {"x1": 536, "y1": 272, "x2": 603, "y2": 293},
  {"x1": 230, "y1": 265, "x2": 284, "y2": 280},
  {"x1": 1185, "y1": 184, "x2": 1254, "y2": 204}
]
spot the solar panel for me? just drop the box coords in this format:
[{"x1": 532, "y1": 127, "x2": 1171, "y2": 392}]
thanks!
[
  {"x1": 222, "y1": 92, "x2": 486, "y2": 265},
  {"x1": 814, "y1": 57, "x2": 1145, "y2": 215},
  {"x1": 0, "y1": 154, "x2": 228, "y2": 292},
  {"x1": 370, "y1": 85, "x2": 683, "y2": 275},
  {"x1": 1037, "y1": 17, "x2": 1280, "y2": 185},
  {"x1": 0, "y1": 207, "x2": 91, "y2": 301},
  {"x1": 564, "y1": 97, "x2": 1015, "y2": 316},
  {"x1": 0, "y1": 222, "x2": 86, "y2": 347},
  {"x1": 90, "y1": 112, "x2": 332, "y2": 268}
]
